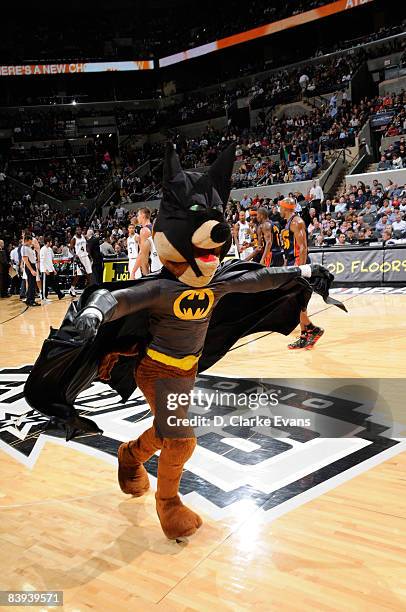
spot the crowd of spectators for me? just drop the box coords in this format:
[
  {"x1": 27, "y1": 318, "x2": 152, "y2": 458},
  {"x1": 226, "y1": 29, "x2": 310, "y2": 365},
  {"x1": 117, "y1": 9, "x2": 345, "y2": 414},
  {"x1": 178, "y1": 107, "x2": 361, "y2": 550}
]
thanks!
[
  {"x1": 306, "y1": 178, "x2": 406, "y2": 246},
  {"x1": 116, "y1": 53, "x2": 359, "y2": 132},
  {"x1": 2, "y1": 165, "x2": 406, "y2": 298},
  {"x1": 7, "y1": 152, "x2": 113, "y2": 201},
  {"x1": 165, "y1": 94, "x2": 375, "y2": 185},
  {"x1": 378, "y1": 136, "x2": 406, "y2": 171},
  {"x1": 227, "y1": 177, "x2": 406, "y2": 252},
  {"x1": 375, "y1": 92, "x2": 406, "y2": 171},
  {"x1": 117, "y1": 88, "x2": 406, "y2": 195}
]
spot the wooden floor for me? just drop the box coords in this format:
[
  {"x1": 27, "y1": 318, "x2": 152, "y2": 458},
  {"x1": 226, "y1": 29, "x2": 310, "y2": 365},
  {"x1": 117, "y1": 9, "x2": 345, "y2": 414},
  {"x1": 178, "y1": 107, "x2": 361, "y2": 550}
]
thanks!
[{"x1": 0, "y1": 293, "x2": 405, "y2": 611}]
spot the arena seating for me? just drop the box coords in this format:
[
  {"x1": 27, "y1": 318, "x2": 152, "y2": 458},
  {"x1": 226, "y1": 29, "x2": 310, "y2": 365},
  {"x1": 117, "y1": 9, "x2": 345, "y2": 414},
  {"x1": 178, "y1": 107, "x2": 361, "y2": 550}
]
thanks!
[{"x1": 7, "y1": 155, "x2": 113, "y2": 201}]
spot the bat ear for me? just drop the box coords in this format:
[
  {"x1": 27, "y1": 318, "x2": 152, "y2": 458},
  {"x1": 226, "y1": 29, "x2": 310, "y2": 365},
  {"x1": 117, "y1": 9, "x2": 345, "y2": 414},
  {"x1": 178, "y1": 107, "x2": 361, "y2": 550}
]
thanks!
[
  {"x1": 163, "y1": 141, "x2": 184, "y2": 184},
  {"x1": 208, "y1": 143, "x2": 236, "y2": 204}
]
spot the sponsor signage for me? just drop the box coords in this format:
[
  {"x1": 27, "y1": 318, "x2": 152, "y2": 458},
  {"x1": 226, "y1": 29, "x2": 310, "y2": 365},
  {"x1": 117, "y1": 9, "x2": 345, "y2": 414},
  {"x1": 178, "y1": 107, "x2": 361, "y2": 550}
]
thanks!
[
  {"x1": 370, "y1": 111, "x2": 396, "y2": 128},
  {"x1": 102, "y1": 258, "x2": 131, "y2": 282},
  {"x1": 310, "y1": 246, "x2": 406, "y2": 284},
  {"x1": 103, "y1": 246, "x2": 406, "y2": 285}
]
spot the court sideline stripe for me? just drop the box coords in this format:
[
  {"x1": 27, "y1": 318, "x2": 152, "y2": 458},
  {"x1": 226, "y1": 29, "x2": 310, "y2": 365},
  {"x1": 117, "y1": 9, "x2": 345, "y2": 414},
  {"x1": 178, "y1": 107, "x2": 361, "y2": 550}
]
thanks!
[
  {"x1": 228, "y1": 293, "x2": 360, "y2": 352},
  {"x1": 0, "y1": 304, "x2": 28, "y2": 325}
]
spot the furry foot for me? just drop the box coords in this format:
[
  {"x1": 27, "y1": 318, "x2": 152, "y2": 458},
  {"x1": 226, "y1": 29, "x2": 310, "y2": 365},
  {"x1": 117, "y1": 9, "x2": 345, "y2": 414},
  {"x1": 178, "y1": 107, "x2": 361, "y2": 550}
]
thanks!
[
  {"x1": 156, "y1": 495, "x2": 203, "y2": 539},
  {"x1": 118, "y1": 443, "x2": 150, "y2": 497}
]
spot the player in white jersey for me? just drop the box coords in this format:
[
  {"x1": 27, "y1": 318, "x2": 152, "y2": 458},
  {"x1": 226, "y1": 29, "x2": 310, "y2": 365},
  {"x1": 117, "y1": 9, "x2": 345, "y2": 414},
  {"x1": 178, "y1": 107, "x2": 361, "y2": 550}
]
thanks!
[
  {"x1": 139, "y1": 235, "x2": 162, "y2": 275},
  {"x1": 233, "y1": 210, "x2": 252, "y2": 259},
  {"x1": 69, "y1": 226, "x2": 93, "y2": 296},
  {"x1": 129, "y1": 208, "x2": 152, "y2": 279},
  {"x1": 127, "y1": 224, "x2": 141, "y2": 280}
]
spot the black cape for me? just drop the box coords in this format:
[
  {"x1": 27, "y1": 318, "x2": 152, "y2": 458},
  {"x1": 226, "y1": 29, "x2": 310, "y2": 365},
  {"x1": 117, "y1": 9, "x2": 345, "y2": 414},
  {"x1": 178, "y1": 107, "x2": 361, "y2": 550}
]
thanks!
[{"x1": 24, "y1": 259, "x2": 313, "y2": 439}]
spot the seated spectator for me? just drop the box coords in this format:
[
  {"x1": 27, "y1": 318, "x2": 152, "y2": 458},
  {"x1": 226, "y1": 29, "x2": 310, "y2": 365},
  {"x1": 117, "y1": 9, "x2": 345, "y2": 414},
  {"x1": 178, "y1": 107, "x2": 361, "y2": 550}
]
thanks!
[
  {"x1": 323, "y1": 229, "x2": 336, "y2": 246},
  {"x1": 377, "y1": 199, "x2": 394, "y2": 219},
  {"x1": 336, "y1": 233, "x2": 347, "y2": 246},
  {"x1": 392, "y1": 212, "x2": 406, "y2": 236},
  {"x1": 335, "y1": 197, "x2": 347, "y2": 214},
  {"x1": 377, "y1": 155, "x2": 391, "y2": 171},
  {"x1": 303, "y1": 157, "x2": 317, "y2": 177},
  {"x1": 382, "y1": 228, "x2": 394, "y2": 242},
  {"x1": 346, "y1": 228, "x2": 358, "y2": 244},
  {"x1": 240, "y1": 194, "x2": 252, "y2": 209},
  {"x1": 392, "y1": 153, "x2": 404, "y2": 170},
  {"x1": 376, "y1": 214, "x2": 391, "y2": 234},
  {"x1": 359, "y1": 201, "x2": 376, "y2": 225},
  {"x1": 114, "y1": 243, "x2": 127, "y2": 257}
]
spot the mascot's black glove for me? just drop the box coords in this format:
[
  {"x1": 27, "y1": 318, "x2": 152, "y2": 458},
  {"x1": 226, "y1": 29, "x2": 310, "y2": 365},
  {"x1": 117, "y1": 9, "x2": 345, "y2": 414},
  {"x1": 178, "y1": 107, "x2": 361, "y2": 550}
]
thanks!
[
  {"x1": 73, "y1": 289, "x2": 118, "y2": 338},
  {"x1": 74, "y1": 308, "x2": 102, "y2": 339},
  {"x1": 309, "y1": 264, "x2": 334, "y2": 297},
  {"x1": 299, "y1": 263, "x2": 347, "y2": 312}
]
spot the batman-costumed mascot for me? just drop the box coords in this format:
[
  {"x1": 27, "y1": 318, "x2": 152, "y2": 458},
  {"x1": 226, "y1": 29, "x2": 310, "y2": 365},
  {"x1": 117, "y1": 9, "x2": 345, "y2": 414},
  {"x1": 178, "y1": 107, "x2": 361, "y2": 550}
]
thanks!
[{"x1": 24, "y1": 142, "x2": 346, "y2": 540}]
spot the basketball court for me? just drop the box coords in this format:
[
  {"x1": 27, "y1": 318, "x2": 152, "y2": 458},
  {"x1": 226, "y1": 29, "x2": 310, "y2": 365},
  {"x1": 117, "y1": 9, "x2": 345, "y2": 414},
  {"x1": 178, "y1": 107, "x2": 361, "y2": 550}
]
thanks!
[{"x1": 1, "y1": 291, "x2": 405, "y2": 610}]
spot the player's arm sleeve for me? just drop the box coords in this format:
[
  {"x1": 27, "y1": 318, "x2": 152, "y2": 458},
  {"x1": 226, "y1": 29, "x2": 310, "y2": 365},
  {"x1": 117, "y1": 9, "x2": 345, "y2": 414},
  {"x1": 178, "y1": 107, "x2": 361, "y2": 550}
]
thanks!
[
  {"x1": 80, "y1": 283, "x2": 160, "y2": 323},
  {"x1": 222, "y1": 265, "x2": 307, "y2": 294}
]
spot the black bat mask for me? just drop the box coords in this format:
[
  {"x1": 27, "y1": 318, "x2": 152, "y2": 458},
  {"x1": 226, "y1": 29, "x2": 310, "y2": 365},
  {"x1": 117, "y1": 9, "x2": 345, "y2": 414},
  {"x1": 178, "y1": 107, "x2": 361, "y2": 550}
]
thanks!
[{"x1": 154, "y1": 142, "x2": 235, "y2": 277}]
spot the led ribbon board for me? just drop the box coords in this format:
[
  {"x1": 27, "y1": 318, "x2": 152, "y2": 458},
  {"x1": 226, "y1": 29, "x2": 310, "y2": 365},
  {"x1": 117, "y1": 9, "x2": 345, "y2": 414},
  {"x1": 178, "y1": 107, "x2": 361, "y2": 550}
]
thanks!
[
  {"x1": 0, "y1": 60, "x2": 153, "y2": 77},
  {"x1": 159, "y1": 0, "x2": 374, "y2": 68}
]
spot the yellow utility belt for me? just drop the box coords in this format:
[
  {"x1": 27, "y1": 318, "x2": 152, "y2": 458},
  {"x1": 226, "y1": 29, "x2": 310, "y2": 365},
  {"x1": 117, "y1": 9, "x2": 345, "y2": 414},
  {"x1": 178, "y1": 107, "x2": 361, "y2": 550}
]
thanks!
[{"x1": 146, "y1": 348, "x2": 200, "y2": 370}]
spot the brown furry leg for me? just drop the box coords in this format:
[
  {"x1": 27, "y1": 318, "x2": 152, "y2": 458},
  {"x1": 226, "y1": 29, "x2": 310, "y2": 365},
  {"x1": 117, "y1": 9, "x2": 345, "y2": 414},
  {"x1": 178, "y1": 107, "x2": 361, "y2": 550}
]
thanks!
[
  {"x1": 156, "y1": 437, "x2": 202, "y2": 539},
  {"x1": 118, "y1": 427, "x2": 162, "y2": 496}
]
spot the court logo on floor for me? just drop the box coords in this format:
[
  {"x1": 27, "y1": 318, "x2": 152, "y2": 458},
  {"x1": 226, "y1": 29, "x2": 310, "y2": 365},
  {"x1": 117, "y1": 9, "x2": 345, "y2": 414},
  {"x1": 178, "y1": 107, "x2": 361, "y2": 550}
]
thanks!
[{"x1": 0, "y1": 366, "x2": 404, "y2": 518}]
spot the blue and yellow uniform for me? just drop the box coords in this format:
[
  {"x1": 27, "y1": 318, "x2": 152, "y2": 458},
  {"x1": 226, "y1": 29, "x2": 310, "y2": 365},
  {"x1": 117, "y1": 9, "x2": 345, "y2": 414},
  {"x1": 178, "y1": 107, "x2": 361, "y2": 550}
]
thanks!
[
  {"x1": 281, "y1": 215, "x2": 310, "y2": 266},
  {"x1": 264, "y1": 222, "x2": 284, "y2": 267}
]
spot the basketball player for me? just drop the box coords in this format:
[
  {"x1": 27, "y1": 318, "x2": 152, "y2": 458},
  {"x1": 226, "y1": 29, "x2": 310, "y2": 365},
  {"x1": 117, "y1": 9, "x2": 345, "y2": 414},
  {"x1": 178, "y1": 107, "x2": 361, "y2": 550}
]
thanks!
[
  {"x1": 139, "y1": 235, "x2": 163, "y2": 275},
  {"x1": 233, "y1": 210, "x2": 251, "y2": 258},
  {"x1": 127, "y1": 223, "x2": 141, "y2": 280},
  {"x1": 280, "y1": 197, "x2": 324, "y2": 349},
  {"x1": 259, "y1": 213, "x2": 284, "y2": 267},
  {"x1": 129, "y1": 208, "x2": 152, "y2": 280},
  {"x1": 69, "y1": 227, "x2": 93, "y2": 297},
  {"x1": 247, "y1": 207, "x2": 272, "y2": 263}
]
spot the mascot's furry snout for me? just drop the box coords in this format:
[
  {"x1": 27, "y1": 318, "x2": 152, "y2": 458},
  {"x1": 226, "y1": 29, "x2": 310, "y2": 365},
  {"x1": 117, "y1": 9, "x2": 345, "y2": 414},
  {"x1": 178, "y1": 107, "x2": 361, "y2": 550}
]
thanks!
[{"x1": 191, "y1": 219, "x2": 231, "y2": 249}]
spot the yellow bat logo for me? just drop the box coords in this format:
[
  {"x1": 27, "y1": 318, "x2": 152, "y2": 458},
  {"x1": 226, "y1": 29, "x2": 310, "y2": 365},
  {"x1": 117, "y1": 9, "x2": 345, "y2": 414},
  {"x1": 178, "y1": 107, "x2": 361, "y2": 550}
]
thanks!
[{"x1": 173, "y1": 288, "x2": 214, "y2": 320}]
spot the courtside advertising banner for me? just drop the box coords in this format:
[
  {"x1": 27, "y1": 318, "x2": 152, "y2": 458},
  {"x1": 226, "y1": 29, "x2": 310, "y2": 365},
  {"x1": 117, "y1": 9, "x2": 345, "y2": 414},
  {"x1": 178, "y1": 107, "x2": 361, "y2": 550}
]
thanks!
[
  {"x1": 381, "y1": 248, "x2": 406, "y2": 283},
  {"x1": 103, "y1": 258, "x2": 131, "y2": 282},
  {"x1": 103, "y1": 247, "x2": 406, "y2": 285},
  {"x1": 311, "y1": 246, "x2": 406, "y2": 284},
  {"x1": 159, "y1": 0, "x2": 374, "y2": 67},
  {"x1": 0, "y1": 60, "x2": 153, "y2": 77}
]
